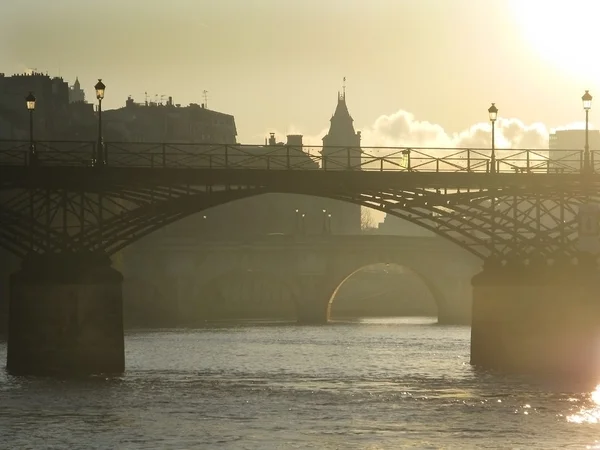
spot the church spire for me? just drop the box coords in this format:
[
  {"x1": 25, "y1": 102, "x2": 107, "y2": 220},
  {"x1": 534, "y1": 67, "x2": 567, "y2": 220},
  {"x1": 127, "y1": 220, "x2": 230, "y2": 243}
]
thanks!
[{"x1": 322, "y1": 81, "x2": 360, "y2": 148}]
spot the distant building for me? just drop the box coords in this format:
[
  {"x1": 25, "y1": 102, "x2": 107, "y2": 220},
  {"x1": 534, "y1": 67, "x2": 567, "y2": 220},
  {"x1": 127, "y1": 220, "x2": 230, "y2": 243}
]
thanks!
[
  {"x1": 320, "y1": 90, "x2": 362, "y2": 234},
  {"x1": 103, "y1": 96, "x2": 237, "y2": 144},
  {"x1": 0, "y1": 72, "x2": 101, "y2": 141},
  {"x1": 0, "y1": 72, "x2": 71, "y2": 140},
  {"x1": 549, "y1": 129, "x2": 600, "y2": 171},
  {"x1": 68, "y1": 77, "x2": 85, "y2": 103}
]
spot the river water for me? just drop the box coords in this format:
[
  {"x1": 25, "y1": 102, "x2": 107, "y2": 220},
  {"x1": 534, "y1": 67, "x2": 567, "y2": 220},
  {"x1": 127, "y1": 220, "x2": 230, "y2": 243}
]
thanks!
[{"x1": 2, "y1": 317, "x2": 600, "y2": 449}]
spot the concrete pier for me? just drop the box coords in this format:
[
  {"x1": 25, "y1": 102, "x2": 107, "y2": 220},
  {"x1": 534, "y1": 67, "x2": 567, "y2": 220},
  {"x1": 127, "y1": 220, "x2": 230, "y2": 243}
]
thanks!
[
  {"x1": 7, "y1": 253, "x2": 124, "y2": 376},
  {"x1": 471, "y1": 260, "x2": 600, "y2": 377}
]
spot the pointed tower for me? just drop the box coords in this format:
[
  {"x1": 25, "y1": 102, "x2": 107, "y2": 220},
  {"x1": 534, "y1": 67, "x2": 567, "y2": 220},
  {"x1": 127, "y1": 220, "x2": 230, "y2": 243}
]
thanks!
[
  {"x1": 320, "y1": 84, "x2": 362, "y2": 234},
  {"x1": 321, "y1": 89, "x2": 361, "y2": 169},
  {"x1": 69, "y1": 76, "x2": 85, "y2": 103}
]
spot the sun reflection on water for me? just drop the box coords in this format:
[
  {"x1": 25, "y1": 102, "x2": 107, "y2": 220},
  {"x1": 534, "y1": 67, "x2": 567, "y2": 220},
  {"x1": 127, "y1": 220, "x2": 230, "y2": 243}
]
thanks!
[{"x1": 567, "y1": 385, "x2": 600, "y2": 424}]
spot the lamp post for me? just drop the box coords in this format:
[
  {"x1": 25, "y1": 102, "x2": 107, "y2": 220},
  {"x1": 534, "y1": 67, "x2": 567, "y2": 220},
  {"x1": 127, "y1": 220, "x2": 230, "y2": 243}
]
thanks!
[
  {"x1": 582, "y1": 90, "x2": 593, "y2": 174},
  {"x1": 295, "y1": 209, "x2": 300, "y2": 234},
  {"x1": 94, "y1": 79, "x2": 106, "y2": 166},
  {"x1": 25, "y1": 92, "x2": 37, "y2": 166},
  {"x1": 301, "y1": 213, "x2": 306, "y2": 236},
  {"x1": 488, "y1": 102, "x2": 498, "y2": 174},
  {"x1": 327, "y1": 213, "x2": 332, "y2": 235},
  {"x1": 322, "y1": 209, "x2": 327, "y2": 234}
]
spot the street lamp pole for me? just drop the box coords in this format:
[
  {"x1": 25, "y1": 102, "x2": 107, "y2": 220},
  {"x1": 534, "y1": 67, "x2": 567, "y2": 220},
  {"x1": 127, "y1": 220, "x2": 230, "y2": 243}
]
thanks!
[
  {"x1": 295, "y1": 209, "x2": 300, "y2": 234},
  {"x1": 94, "y1": 79, "x2": 106, "y2": 166},
  {"x1": 25, "y1": 92, "x2": 36, "y2": 166},
  {"x1": 582, "y1": 90, "x2": 593, "y2": 174},
  {"x1": 488, "y1": 103, "x2": 498, "y2": 174},
  {"x1": 327, "y1": 213, "x2": 332, "y2": 235},
  {"x1": 322, "y1": 209, "x2": 327, "y2": 235}
]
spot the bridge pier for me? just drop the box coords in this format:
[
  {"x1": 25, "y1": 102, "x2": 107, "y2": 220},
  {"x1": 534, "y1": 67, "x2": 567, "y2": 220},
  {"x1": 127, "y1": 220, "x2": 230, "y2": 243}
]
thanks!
[
  {"x1": 7, "y1": 253, "x2": 124, "y2": 376},
  {"x1": 471, "y1": 260, "x2": 600, "y2": 378},
  {"x1": 294, "y1": 274, "x2": 332, "y2": 325}
]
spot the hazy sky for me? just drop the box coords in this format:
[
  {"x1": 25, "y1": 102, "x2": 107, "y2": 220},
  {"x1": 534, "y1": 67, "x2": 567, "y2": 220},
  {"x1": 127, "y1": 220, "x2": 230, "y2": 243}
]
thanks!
[{"x1": 3, "y1": 0, "x2": 600, "y2": 146}]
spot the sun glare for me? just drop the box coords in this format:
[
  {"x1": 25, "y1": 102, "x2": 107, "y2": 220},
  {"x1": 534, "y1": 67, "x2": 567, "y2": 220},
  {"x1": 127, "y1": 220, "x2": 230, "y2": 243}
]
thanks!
[
  {"x1": 509, "y1": 0, "x2": 600, "y2": 82},
  {"x1": 567, "y1": 385, "x2": 600, "y2": 424}
]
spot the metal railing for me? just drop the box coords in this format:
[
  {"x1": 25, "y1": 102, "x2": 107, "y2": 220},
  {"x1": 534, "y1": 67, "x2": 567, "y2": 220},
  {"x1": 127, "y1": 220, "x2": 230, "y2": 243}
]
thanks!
[{"x1": 0, "y1": 140, "x2": 595, "y2": 173}]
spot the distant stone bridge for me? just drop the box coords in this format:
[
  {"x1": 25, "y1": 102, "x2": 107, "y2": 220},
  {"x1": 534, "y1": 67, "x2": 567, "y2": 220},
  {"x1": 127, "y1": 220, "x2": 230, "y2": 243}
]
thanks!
[{"x1": 121, "y1": 234, "x2": 480, "y2": 325}]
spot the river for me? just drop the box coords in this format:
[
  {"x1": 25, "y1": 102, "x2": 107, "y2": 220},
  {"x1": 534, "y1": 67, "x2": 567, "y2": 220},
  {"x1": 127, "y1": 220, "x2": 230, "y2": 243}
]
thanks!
[{"x1": 1, "y1": 317, "x2": 600, "y2": 449}]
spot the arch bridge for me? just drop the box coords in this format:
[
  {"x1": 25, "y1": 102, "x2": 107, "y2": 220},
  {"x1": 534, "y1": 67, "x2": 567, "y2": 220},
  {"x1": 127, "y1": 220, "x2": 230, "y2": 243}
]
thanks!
[
  {"x1": 2, "y1": 140, "x2": 600, "y2": 378},
  {"x1": 123, "y1": 234, "x2": 478, "y2": 326}
]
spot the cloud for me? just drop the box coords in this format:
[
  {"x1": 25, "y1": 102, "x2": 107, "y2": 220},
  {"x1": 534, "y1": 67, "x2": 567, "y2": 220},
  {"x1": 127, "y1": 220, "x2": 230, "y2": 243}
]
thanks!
[
  {"x1": 256, "y1": 108, "x2": 551, "y2": 151},
  {"x1": 360, "y1": 110, "x2": 550, "y2": 150}
]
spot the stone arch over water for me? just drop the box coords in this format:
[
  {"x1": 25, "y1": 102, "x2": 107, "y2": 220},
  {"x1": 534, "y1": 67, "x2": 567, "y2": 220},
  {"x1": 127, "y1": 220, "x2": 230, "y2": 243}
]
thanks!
[{"x1": 327, "y1": 263, "x2": 440, "y2": 320}]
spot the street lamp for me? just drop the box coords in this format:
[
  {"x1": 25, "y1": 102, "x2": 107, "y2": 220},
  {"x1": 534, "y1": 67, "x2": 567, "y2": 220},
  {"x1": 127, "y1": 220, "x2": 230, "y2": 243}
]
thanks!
[
  {"x1": 488, "y1": 102, "x2": 498, "y2": 174},
  {"x1": 322, "y1": 209, "x2": 327, "y2": 234},
  {"x1": 582, "y1": 90, "x2": 593, "y2": 173},
  {"x1": 327, "y1": 213, "x2": 332, "y2": 235},
  {"x1": 301, "y1": 213, "x2": 306, "y2": 236},
  {"x1": 25, "y1": 92, "x2": 37, "y2": 166},
  {"x1": 295, "y1": 209, "x2": 300, "y2": 234},
  {"x1": 94, "y1": 79, "x2": 106, "y2": 166}
]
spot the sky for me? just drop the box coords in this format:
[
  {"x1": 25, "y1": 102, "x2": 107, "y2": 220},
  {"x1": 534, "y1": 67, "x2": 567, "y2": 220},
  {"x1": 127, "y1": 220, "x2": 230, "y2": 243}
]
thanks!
[{"x1": 3, "y1": 0, "x2": 600, "y2": 147}]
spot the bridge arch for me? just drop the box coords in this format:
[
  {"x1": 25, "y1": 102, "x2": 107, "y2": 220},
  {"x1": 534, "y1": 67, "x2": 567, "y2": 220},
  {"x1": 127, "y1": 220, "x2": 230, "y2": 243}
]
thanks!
[
  {"x1": 326, "y1": 263, "x2": 442, "y2": 321},
  {"x1": 291, "y1": 242, "x2": 474, "y2": 325},
  {"x1": 99, "y1": 186, "x2": 583, "y2": 260},
  {"x1": 91, "y1": 187, "x2": 511, "y2": 258},
  {"x1": 0, "y1": 180, "x2": 586, "y2": 262}
]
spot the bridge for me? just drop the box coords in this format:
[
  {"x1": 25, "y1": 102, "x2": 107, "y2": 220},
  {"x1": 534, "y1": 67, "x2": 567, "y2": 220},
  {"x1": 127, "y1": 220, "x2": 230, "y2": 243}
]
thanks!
[
  {"x1": 2, "y1": 140, "x2": 600, "y2": 377},
  {"x1": 121, "y1": 234, "x2": 478, "y2": 326}
]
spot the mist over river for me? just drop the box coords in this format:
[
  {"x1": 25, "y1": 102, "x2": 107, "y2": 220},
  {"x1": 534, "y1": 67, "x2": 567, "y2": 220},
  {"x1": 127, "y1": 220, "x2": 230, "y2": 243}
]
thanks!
[{"x1": 2, "y1": 317, "x2": 600, "y2": 449}]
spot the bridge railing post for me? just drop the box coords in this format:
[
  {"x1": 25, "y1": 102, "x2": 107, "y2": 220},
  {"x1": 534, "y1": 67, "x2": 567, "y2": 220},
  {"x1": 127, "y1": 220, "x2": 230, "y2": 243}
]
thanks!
[
  {"x1": 287, "y1": 146, "x2": 291, "y2": 169},
  {"x1": 150, "y1": 153, "x2": 155, "y2": 168},
  {"x1": 526, "y1": 150, "x2": 530, "y2": 172},
  {"x1": 592, "y1": 151, "x2": 595, "y2": 173},
  {"x1": 467, "y1": 149, "x2": 471, "y2": 172},
  {"x1": 225, "y1": 146, "x2": 229, "y2": 168},
  {"x1": 402, "y1": 149, "x2": 411, "y2": 171},
  {"x1": 162, "y1": 143, "x2": 166, "y2": 168},
  {"x1": 486, "y1": 160, "x2": 490, "y2": 173},
  {"x1": 104, "y1": 142, "x2": 108, "y2": 166},
  {"x1": 347, "y1": 147, "x2": 351, "y2": 170}
]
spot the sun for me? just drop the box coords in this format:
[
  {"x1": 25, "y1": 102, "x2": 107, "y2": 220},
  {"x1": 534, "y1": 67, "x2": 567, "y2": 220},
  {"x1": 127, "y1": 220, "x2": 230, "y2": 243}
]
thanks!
[{"x1": 509, "y1": 0, "x2": 600, "y2": 82}]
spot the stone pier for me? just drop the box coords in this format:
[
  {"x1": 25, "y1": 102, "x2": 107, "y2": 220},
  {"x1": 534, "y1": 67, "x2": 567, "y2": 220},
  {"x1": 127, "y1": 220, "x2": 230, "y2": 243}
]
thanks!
[
  {"x1": 294, "y1": 274, "x2": 333, "y2": 325},
  {"x1": 7, "y1": 253, "x2": 124, "y2": 376},
  {"x1": 471, "y1": 260, "x2": 600, "y2": 377}
]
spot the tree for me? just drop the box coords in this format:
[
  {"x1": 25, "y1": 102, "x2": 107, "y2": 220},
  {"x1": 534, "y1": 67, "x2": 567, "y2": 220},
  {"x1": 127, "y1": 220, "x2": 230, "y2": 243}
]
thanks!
[{"x1": 361, "y1": 208, "x2": 376, "y2": 231}]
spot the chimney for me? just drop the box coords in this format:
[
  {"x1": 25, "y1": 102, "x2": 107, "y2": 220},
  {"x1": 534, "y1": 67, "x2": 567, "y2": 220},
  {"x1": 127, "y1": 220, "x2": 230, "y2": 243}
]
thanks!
[
  {"x1": 286, "y1": 134, "x2": 303, "y2": 147},
  {"x1": 268, "y1": 133, "x2": 276, "y2": 146}
]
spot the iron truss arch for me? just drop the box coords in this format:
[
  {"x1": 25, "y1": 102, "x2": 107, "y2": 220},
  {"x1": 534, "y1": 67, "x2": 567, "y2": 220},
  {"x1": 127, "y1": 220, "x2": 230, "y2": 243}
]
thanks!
[{"x1": 0, "y1": 174, "x2": 596, "y2": 260}]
